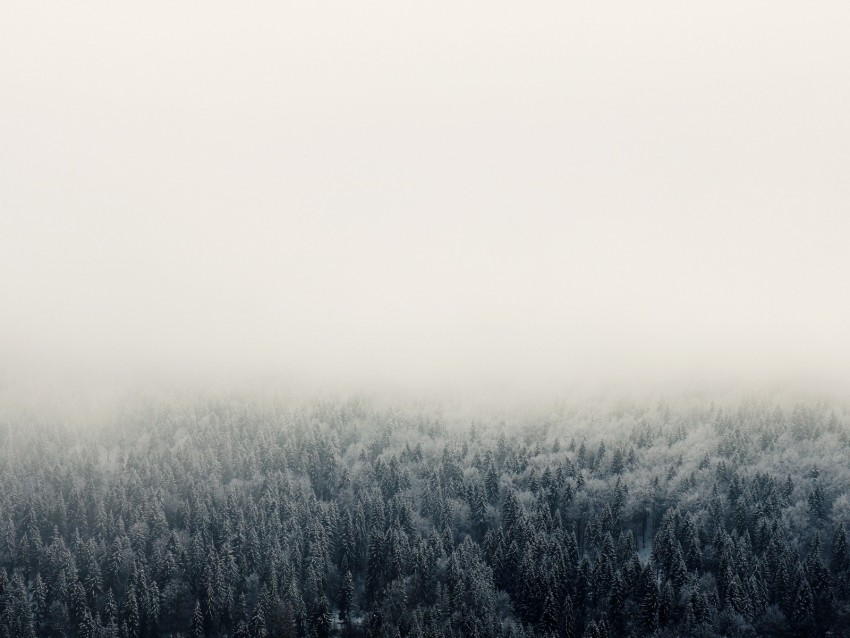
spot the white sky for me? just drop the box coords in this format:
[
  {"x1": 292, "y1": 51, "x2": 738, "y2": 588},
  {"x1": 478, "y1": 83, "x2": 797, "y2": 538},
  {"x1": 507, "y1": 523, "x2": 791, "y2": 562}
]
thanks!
[{"x1": 2, "y1": 2, "x2": 849, "y2": 393}]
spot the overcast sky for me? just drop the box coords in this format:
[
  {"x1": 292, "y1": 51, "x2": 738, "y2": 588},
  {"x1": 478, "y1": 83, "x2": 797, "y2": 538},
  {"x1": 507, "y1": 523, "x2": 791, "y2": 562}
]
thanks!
[{"x1": 2, "y1": 2, "x2": 849, "y2": 394}]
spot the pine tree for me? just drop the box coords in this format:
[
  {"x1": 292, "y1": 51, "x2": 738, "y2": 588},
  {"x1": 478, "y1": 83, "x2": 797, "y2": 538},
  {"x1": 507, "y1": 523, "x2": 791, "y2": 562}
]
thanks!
[
  {"x1": 366, "y1": 531, "x2": 385, "y2": 602},
  {"x1": 609, "y1": 449, "x2": 625, "y2": 476},
  {"x1": 688, "y1": 589, "x2": 707, "y2": 626},
  {"x1": 250, "y1": 600, "x2": 268, "y2": 638},
  {"x1": 125, "y1": 587, "x2": 140, "y2": 638},
  {"x1": 638, "y1": 565, "x2": 659, "y2": 634},
  {"x1": 831, "y1": 522, "x2": 850, "y2": 597},
  {"x1": 728, "y1": 576, "x2": 752, "y2": 621},
  {"x1": 104, "y1": 588, "x2": 119, "y2": 634},
  {"x1": 338, "y1": 569, "x2": 354, "y2": 622},
  {"x1": 574, "y1": 557, "x2": 591, "y2": 619},
  {"x1": 563, "y1": 594, "x2": 577, "y2": 638},
  {"x1": 658, "y1": 581, "x2": 675, "y2": 627},
  {"x1": 606, "y1": 572, "x2": 625, "y2": 634},
  {"x1": 792, "y1": 577, "x2": 814, "y2": 634},
  {"x1": 808, "y1": 482, "x2": 827, "y2": 521},
  {"x1": 234, "y1": 620, "x2": 250, "y2": 638},
  {"x1": 485, "y1": 462, "x2": 500, "y2": 504},
  {"x1": 78, "y1": 609, "x2": 98, "y2": 638},
  {"x1": 540, "y1": 589, "x2": 559, "y2": 634},
  {"x1": 338, "y1": 513, "x2": 356, "y2": 574},
  {"x1": 806, "y1": 538, "x2": 835, "y2": 633},
  {"x1": 469, "y1": 484, "x2": 488, "y2": 540},
  {"x1": 312, "y1": 595, "x2": 332, "y2": 638},
  {"x1": 782, "y1": 475, "x2": 794, "y2": 501},
  {"x1": 502, "y1": 490, "x2": 522, "y2": 538},
  {"x1": 669, "y1": 544, "x2": 689, "y2": 588},
  {"x1": 32, "y1": 573, "x2": 47, "y2": 621},
  {"x1": 191, "y1": 600, "x2": 205, "y2": 638}
]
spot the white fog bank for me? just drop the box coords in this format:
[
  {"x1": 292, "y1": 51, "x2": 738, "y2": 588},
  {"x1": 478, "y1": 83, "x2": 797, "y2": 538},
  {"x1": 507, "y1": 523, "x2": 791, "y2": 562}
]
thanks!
[{"x1": 2, "y1": 2, "x2": 849, "y2": 396}]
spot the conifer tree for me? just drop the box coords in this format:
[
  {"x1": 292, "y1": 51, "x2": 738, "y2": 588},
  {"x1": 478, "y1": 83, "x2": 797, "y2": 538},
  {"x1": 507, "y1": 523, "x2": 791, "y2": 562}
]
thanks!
[
  {"x1": 338, "y1": 569, "x2": 354, "y2": 623},
  {"x1": 191, "y1": 600, "x2": 205, "y2": 638},
  {"x1": 831, "y1": 522, "x2": 850, "y2": 597},
  {"x1": 638, "y1": 565, "x2": 659, "y2": 635},
  {"x1": 562, "y1": 594, "x2": 577, "y2": 638}
]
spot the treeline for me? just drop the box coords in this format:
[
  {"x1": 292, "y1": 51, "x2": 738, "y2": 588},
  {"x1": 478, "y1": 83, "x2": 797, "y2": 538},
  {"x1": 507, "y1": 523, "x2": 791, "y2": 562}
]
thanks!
[{"x1": 0, "y1": 394, "x2": 849, "y2": 637}]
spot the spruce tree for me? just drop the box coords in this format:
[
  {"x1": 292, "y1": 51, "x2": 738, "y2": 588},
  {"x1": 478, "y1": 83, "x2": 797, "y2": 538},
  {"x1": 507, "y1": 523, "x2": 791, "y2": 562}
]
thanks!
[
  {"x1": 312, "y1": 595, "x2": 332, "y2": 638},
  {"x1": 792, "y1": 578, "x2": 814, "y2": 635},
  {"x1": 338, "y1": 569, "x2": 354, "y2": 622},
  {"x1": 540, "y1": 589, "x2": 559, "y2": 634},
  {"x1": 831, "y1": 522, "x2": 850, "y2": 597},
  {"x1": 638, "y1": 565, "x2": 659, "y2": 635},
  {"x1": 562, "y1": 594, "x2": 577, "y2": 638},
  {"x1": 191, "y1": 600, "x2": 205, "y2": 638}
]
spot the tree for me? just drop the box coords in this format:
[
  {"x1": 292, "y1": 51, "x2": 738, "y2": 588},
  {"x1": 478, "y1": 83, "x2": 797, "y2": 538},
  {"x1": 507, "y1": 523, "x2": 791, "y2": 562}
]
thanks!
[
  {"x1": 469, "y1": 484, "x2": 488, "y2": 540},
  {"x1": 78, "y1": 610, "x2": 98, "y2": 638},
  {"x1": 563, "y1": 594, "x2": 577, "y2": 638},
  {"x1": 338, "y1": 569, "x2": 354, "y2": 623},
  {"x1": 125, "y1": 587, "x2": 140, "y2": 638},
  {"x1": 831, "y1": 522, "x2": 850, "y2": 597},
  {"x1": 540, "y1": 589, "x2": 559, "y2": 634},
  {"x1": 366, "y1": 532, "x2": 385, "y2": 602},
  {"x1": 312, "y1": 595, "x2": 332, "y2": 638},
  {"x1": 792, "y1": 577, "x2": 814, "y2": 635},
  {"x1": 659, "y1": 581, "x2": 676, "y2": 626},
  {"x1": 808, "y1": 482, "x2": 827, "y2": 521},
  {"x1": 250, "y1": 601, "x2": 268, "y2": 638},
  {"x1": 191, "y1": 600, "x2": 205, "y2": 638},
  {"x1": 638, "y1": 565, "x2": 659, "y2": 634},
  {"x1": 610, "y1": 448, "x2": 625, "y2": 476},
  {"x1": 3, "y1": 393, "x2": 850, "y2": 638}
]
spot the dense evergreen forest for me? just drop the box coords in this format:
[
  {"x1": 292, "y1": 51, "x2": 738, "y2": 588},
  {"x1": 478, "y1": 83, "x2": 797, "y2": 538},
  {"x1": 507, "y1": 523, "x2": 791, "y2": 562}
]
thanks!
[{"x1": 1, "y1": 392, "x2": 850, "y2": 637}]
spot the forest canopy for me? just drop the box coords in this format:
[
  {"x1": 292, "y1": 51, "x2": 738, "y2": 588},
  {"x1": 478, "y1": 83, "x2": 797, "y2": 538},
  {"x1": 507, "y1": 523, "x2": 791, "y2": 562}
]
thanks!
[{"x1": 1, "y1": 391, "x2": 849, "y2": 637}]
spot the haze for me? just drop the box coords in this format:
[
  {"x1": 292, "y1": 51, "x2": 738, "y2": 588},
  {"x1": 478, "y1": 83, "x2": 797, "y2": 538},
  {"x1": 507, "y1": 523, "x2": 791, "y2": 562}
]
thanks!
[{"x1": 2, "y1": 2, "x2": 849, "y2": 396}]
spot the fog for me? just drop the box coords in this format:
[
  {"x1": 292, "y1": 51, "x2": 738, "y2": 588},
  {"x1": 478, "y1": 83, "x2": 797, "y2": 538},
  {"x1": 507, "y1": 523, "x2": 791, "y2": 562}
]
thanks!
[{"x1": 2, "y1": 2, "x2": 850, "y2": 399}]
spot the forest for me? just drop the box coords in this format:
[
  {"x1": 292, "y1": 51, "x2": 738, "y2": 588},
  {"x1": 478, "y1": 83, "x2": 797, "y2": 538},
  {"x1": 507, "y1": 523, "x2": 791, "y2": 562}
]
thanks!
[{"x1": 1, "y1": 391, "x2": 849, "y2": 638}]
